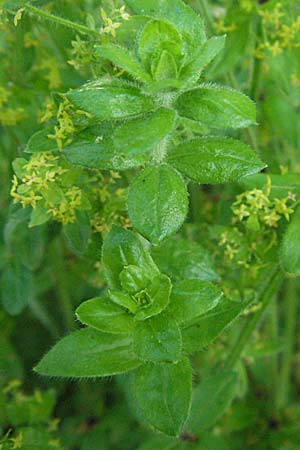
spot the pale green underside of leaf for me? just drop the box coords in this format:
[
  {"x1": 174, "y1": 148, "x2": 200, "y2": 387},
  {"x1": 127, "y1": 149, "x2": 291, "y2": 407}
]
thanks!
[
  {"x1": 135, "y1": 357, "x2": 192, "y2": 436},
  {"x1": 76, "y1": 297, "x2": 135, "y2": 334},
  {"x1": 186, "y1": 371, "x2": 239, "y2": 432},
  {"x1": 128, "y1": 164, "x2": 189, "y2": 244},
  {"x1": 35, "y1": 328, "x2": 140, "y2": 378},
  {"x1": 280, "y1": 210, "x2": 300, "y2": 277},
  {"x1": 133, "y1": 314, "x2": 182, "y2": 362},
  {"x1": 66, "y1": 81, "x2": 154, "y2": 120},
  {"x1": 167, "y1": 137, "x2": 266, "y2": 184},
  {"x1": 167, "y1": 279, "x2": 223, "y2": 324},
  {"x1": 175, "y1": 84, "x2": 256, "y2": 129},
  {"x1": 182, "y1": 298, "x2": 249, "y2": 352}
]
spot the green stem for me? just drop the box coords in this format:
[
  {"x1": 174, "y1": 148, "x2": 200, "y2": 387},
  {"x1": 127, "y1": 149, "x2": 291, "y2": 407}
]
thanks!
[
  {"x1": 50, "y1": 238, "x2": 75, "y2": 331},
  {"x1": 224, "y1": 266, "x2": 283, "y2": 371},
  {"x1": 24, "y1": 4, "x2": 101, "y2": 37},
  {"x1": 277, "y1": 279, "x2": 298, "y2": 408}
]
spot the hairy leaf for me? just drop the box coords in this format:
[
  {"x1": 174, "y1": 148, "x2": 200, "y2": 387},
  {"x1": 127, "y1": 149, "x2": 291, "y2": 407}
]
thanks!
[
  {"x1": 128, "y1": 164, "x2": 188, "y2": 244},
  {"x1": 125, "y1": 0, "x2": 206, "y2": 51},
  {"x1": 95, "y1": 43, "x2": 151, "y2": 83},
  {"x1": 182, "y1": 298, "x2": 249, "y2": 352},
  {"x1": 175, "y1": 84, "x2": 256, "y2": 129},
  {"x1": 167, "y1": 279, "x2": 223, "y2": 324},
  {"x1": 66, "y1": 81, "x2": 154, "y2": 120},
  {"x1": 138, "y1": 19, "x2": 182, "y2": 74},
  {"x1": 180, "y1": 36, "x2": 226, "y2": 86},
  {"x1": 133, "y1": 314, "x2": 182, "y2": 362},
  {"x1": 135, "y1": 274, "x2": 172, "y2": 320},
  {"x1": 168, "y1": 137, "x2": 266, "y2": 184},
  {"x1": 102, "y1": 226, "x2": 158, "y2": 289},
  {"x1": 35, "y1": 328, "x2": 140, "y2": 377},
  {"x1": 76, "y1": 297, "x2": 135, "y2": 334},
  {"x1": 135, "y1": 357, "x2": 192, "y2": 436},
  {"x1": 152, "y1": 238, "x2": 219, "y2": 282}
]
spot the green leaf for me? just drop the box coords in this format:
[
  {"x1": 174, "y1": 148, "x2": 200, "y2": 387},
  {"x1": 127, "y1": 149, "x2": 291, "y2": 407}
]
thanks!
[
  {"x1": 167, "y1": 138, "x2": 266, "y2": 184},
  {"x1": 29, "y1": 205, "x2": 51, "y2": 228},
  {"x1": 186, "y1": 371, "x2": 238, "y2": 432},
  {"x1": 133, "y1": 314, "x2": 182, "y2": 362},
  {"x1": 120, "y1": 265, "x2": 150, "y2": 294},
  {"x1": 35, "y1": 328, "x2": 141, "y2": 377},
  {"x1": 25, "y1": 128, "x2": 58, "y2": 153},
  {"x1": 167, "y1": 280, "x2": 223, "y2": 324},
  {"x1": 125, "y1": 0, "x2": 206, "y2": 51},
  {"x1": 109, "y1": 290, "x2": 139, "y2": 314},
  {"x1": 179, "y1": 35, "x2": 226, "y2": 87},
  {"x1": 138, "y1": 19, "x2": 183, "y2": 73},
  {"x1": 66, "y1": 80, "x2": 155, "y2": 120},
  {"x1": 113, "y1": 108, "x2": 176, "y2": 157},
  {"x1": 128, "y1": 164, "x2": 188, "y2": 244},
  {"x1": 64, "y1": 108, "x2": 176, "y2": 170},
  {"x1": 102, "y1": 226, "x2": 158, "y2": 289},
  {"x1": 95, "y1": 44, "x2": 152, "y2": 83},
  {"x1": 152, "y1": 238, "x2": 219, "y2": 282},
  {"x1": 182, "y1": 298, "x2": 248, "y2": 353},
  {"x1": 135, "y1": 357, "x2": 192, "y2": 436},
  {"x1": 63, "y1": 211, "x2": 91, "y2": 254},
  {"x1": 280, "y1": 210, "x2": 300, "y2": 277},
  {"x1": 175, "y1": 84, "x2": 256, "y2": 129},
  {"x1": 76, "y1": 297, "x2": 134, "y2": 334},
  {"x1": 154, "y1": 50, "x2": 178, "y2": 81},
  {"x1": 135, "y1": 274, "x2": 172, "y2": 320}
]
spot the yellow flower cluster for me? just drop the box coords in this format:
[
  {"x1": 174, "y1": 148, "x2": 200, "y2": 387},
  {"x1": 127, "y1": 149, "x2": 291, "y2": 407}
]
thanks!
[
  {"x1": 256, "y1": 3, "x2": 300, "y2": 58},
  {"x1": 68, "y1": 35, "x2": 95, "y2": 71},
  {"x1": 232, "y1": 183, "x2": 296, "y2": 229},
  {"x1": 47, "y1": 100, "x2": 90, "y2": 149},
  {"x1": 100, "y1": 5, "x2": 130, "y2": 38},
  {"x1": 11, "y1": 153, "x2": 83, "y2": 225}
]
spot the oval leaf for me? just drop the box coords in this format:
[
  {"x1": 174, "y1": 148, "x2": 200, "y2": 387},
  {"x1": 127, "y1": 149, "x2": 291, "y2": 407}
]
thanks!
[
  {"x1": 167, "y1": 137, "x2": 266, "y2": 184},
  {"x1": 167, "y1": 279, "x2": 223, "y2": 324},
  {"x1": 135, "y1": 357, "x2": 192, "y2": 436},
  {"x1": 76, "y1": 297, "x2": 135, "y2": 334},
  {"x1": 128, "y1": 164, "x2": 188, "y2": 244},
  {"x1": 66, "y1": 81, "x2": 154, "y2": 120},
  {"x1": 102, "y1": 226, "x2": 159, "y2": 289},
  {"x1": 95, "y1": 43, "x2": 151, "y2": 83},
  {"x1": 133, "y1": 314, "x2": 182, "y2": 362},
  {"x1": 175, "y1": 84, "x2": 256, "y2": 129},
  {"x1": 34, "y1": 328, "x2": 140, "y2": 377},
  {"x1": 152, "y1": 238, "x2": 219, "y2": 282}
]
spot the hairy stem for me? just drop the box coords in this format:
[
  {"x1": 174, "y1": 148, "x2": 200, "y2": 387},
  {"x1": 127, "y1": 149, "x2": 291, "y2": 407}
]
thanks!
[
  {"x1": 277, "y1": 279, "x2": 298, "y2": 408},
  {"x1": 224, "y1": 266, "x2": 283, "y2": 371},
  {"x1": 24, "y1": 4, "x2": 101, "y2": 37}
]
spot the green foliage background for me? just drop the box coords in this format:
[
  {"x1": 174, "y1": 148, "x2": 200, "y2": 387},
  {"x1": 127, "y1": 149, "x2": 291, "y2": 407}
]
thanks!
[{"x1": 0, "y1": 0, "x2": 300, "y2": 449}]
